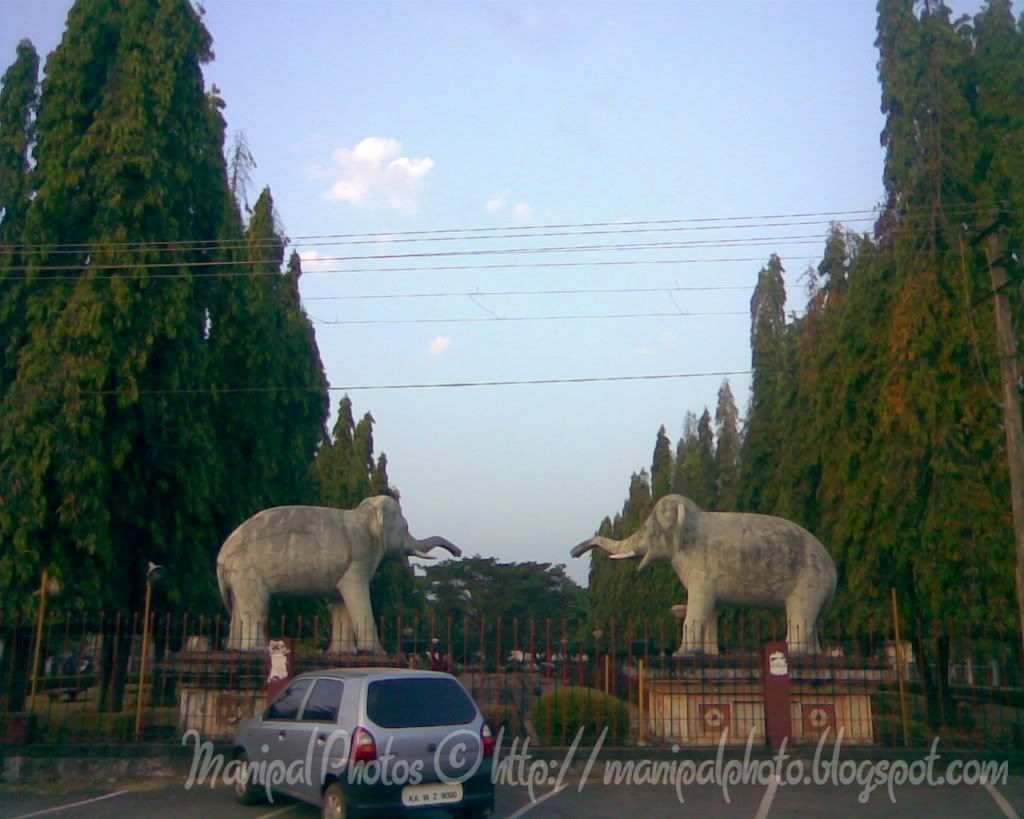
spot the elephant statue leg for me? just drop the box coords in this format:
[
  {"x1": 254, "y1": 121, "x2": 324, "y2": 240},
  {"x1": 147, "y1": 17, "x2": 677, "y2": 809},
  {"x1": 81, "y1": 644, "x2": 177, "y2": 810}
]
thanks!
[
  {"x1": 229, "y1": 586, "x2": 269, "y2": 652},
  {"x1": 703, "y1": 612, "x2": 720, "y2": 656},
  {"x1": 338, "y1": 575, "x2": 384, "y2": 655},
  {"x1": 675, "y1": 580, "x2": 716, "y2": 656},
  {"x1": 785, "y1": 592, "x2": 823, "y2": 655},
  {"x1": 329, "y1": 599, "x2": 356, "y2": 654}
]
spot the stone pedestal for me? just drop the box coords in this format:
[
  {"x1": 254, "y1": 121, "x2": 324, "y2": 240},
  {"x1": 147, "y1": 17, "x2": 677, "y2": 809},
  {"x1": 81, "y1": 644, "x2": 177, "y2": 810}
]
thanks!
[
  {"x1": 170, "y1": 650, "x2": 266, "y2": 741},
  {"x1": 644, "y1": 655, "x2": 891, "y2": 747},
  {"x1": 167, "y1": 649, "x2": 401, "y2": 740},
  {"x1": 648, "y1": 678, "x2": 765, "y2": 746}
]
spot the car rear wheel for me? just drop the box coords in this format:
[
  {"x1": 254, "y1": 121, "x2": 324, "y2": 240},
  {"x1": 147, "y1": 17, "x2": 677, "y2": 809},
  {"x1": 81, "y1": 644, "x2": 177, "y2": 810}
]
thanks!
[
  {"x1": 457, "y1": 801, "x2": 494, "y2": 818},
  {"x1": 233, "y1": 751, "x2": 262, "y2": 805},
  {"x1": 321, "y1": 782, "x2": 347, "y2": 819}
]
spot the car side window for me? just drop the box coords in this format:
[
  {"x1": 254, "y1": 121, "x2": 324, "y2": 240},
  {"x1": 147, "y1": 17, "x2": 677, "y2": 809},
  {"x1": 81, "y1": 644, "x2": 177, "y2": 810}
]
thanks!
[
  {"x1": 264, "y1": 679, "x2": 312, "y2": 721},
  {"x1": 300, "y1": 679, "x2": 344, "y2": 723}
]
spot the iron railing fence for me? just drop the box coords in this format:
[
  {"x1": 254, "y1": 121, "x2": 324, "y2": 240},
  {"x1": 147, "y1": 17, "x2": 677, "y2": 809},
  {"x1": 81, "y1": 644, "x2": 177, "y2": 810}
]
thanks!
[{"x1": 0, "y1": 610, "x2": 1020, "y2": 750}]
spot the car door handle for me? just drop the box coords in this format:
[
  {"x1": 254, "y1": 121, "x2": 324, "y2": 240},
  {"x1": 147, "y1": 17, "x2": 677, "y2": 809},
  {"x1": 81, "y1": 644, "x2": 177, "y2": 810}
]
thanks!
[
  {"x1": 277, "y1": 730, "x2": 287, "y2": 740},
  {"x1": 317, "y1": 733, "x2": 326, "y2": 745}
]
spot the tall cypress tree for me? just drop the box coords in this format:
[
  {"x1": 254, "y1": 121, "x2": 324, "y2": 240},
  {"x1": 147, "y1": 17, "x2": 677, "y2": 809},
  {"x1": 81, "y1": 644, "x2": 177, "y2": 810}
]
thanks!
[
  {"x1": 350, "y1": 412, "x2": 376, "y2": 502},
  {"x1": 1, "y1": 0, "x2": 235, "y2": 611},
  {"x1": 208, "y1": 189, "x2": 327, "y2": 526},
  {"x1": 0, "y1": 40, "x2": 38, "y2": 397},
  {"x1": 697, "y1": 408, "x2": 717, "y2": 509},
  {"x1": 739, "y1": 254, "x2": 787, "y2": 513},
  {"x1": 651, "y1": 425, "x2": 673, "y2": 501},
  {"x1": 714, "y1": 380, "x2": 741, "y2": 511},
  {"x1": 313, "y1": 395, "x2": 356, "y2": 508}
]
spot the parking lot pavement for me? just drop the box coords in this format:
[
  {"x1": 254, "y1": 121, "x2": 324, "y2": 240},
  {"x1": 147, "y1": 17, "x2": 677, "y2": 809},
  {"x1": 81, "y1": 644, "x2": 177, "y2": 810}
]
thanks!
[{"x1": 0, "y1": 777, "x2": 1021, "y2": 818}]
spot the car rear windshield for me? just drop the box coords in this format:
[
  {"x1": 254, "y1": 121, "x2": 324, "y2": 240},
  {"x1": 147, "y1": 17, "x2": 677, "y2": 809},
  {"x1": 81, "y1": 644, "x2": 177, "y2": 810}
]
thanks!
[{"x1": 366, "y1": 677, "x2": 476, "y2": 728}]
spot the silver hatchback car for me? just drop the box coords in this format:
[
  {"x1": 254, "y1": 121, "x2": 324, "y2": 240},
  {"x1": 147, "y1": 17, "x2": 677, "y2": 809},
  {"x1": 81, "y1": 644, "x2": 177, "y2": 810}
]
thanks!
[{"x1": 232, "y1": 668, "x2": 496, "y2": 818}]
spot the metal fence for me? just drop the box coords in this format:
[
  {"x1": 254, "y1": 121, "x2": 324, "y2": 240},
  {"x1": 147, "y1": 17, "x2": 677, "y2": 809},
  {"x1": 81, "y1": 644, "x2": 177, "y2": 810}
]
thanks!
[{"x1": 0, "y1": 609, "x2": 1020, "y2": 750}]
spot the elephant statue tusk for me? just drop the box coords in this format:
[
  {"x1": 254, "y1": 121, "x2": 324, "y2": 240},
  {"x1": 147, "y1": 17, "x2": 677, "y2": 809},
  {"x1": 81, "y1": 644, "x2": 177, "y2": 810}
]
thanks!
[{"x1": 608, "y1": 550, "x2": 638, "y2": 560}]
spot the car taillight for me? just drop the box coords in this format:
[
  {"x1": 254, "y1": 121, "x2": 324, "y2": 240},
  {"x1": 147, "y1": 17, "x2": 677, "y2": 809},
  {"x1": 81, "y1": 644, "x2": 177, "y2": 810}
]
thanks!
[
  {"x1": 481, "y1": 723, "x2": 495, "y2": 758},
  {"x1": 352, "y1": 727, "x2": 377, "y2": 764}
]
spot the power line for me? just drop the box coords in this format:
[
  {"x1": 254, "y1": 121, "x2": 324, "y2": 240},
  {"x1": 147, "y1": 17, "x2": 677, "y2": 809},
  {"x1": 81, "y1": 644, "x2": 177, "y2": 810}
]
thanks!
[
  {"x1": 303, "y1": 284, "x2": 754, "y2": 302},
  {"x1": 307, "y1": 310, "x2": 749, "y2": 326},
  {"x1": 6, "y1": 217, "x2": 876, "y2": 256},
  {"x1": 2, "y1": 252, "x2": 825, "y2": 283},
  {"x1": 1, "y1": 201, "x2": 1002, "y2": 253},
  {"x1": 79, "y1": 369, "x2": 753, "y2": 395},
  {"x1": 0, "y1": 234, "x2": 830, "y2": 274}
]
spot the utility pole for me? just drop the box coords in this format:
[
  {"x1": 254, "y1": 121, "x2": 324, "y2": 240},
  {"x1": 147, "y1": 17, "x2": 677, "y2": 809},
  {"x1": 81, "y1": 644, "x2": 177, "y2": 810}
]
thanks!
[{"x1": 986, "y1": 229, "x2": 1024, "y2": 656}]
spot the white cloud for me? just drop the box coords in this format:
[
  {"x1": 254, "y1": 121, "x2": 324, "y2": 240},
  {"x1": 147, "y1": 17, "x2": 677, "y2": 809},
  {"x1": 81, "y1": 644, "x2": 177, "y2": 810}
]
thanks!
[
  {"x1": 633, "y1": 344, "x2": 656, "y2": 356},
  {"x1": 314, "y1": 136, "x2": 434, "y2": 211},
  {"x1": 485, "y1": 195, "x2": 532, "y2": 222},
  {"x1": 298, "y1": 250, "x2": 334, "y2": 272},
  {"x1": 427, "y1": 336, "x2": 452, "y2": 357}
]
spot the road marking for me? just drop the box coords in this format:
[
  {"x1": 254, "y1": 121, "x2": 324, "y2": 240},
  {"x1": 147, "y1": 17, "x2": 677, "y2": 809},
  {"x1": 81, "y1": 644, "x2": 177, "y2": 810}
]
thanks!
[
  {"x1": 984, "y1": 781, "x2": 1020, "y2": 819},
  {"x1": 505, "y1": 784, "x2": 567, "y2": 818},
  {"x1": 10, "y1": 790, "x2": 129, "y2": 818},
  {"x1": 255, "y1": 805, "x2": 300, "y2": 819},
  {"x1": 752, "y1": 774, "x2": 779, "y2": 819}
]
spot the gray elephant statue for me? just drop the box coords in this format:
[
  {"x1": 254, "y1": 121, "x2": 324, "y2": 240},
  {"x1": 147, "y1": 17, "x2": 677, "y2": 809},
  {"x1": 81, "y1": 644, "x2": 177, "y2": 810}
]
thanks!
[
  {"x1": 571, "y1": 495, "x2": 836, "y2": 656},
  {"x1": 216, "y1": 496, "x2": 461, "y2": 653}
]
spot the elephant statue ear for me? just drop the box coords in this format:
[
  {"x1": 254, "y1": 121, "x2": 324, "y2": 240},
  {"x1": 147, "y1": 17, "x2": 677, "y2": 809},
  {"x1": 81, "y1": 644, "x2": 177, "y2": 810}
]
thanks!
[{"x1": 365, "y1": 495, "x2": 401, "y2": 547}]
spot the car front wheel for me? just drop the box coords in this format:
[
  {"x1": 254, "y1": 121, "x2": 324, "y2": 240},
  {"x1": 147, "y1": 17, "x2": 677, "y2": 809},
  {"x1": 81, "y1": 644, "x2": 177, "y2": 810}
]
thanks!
[
  {"x1": 233, "y1": 751, "x2": 262, "y2": 805},
  {"x1": 321, "y1": 782, "x2": 347, "y2": 819}
]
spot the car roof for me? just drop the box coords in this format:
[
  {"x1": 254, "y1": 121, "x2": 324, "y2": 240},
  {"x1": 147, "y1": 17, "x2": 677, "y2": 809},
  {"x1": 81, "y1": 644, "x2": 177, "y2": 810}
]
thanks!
[{"x1": 294, "y1": 667, "x2": 456, "y2": 683}]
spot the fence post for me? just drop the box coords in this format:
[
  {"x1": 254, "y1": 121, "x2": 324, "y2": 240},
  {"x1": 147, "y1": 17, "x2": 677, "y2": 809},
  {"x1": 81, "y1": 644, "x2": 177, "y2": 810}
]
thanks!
[
  {"x1": 134, "y1": 579, "x2": 154, "y2": 740},
  {"x1": 28, "y1": 570, "x2": 51, "y2": 711},
  {"x1": 891, "y1": 588, "x2": 911, "y2": 746},
  {"x1": 638, "y1": 658, "x2": 646, "y2": 746}
]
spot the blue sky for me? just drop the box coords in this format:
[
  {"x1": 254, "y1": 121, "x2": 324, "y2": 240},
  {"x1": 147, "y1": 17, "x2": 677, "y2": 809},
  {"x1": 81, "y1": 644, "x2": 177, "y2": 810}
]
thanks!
[{"x1": 2, "y1": 1, "x2": 951, "y2": 585}]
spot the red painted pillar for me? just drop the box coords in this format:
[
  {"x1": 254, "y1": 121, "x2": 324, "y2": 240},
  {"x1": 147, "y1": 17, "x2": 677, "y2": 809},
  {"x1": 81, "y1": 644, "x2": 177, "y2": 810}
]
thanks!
[{"x1": 762, "y1": 640, "x2": 792, "y2": 751}]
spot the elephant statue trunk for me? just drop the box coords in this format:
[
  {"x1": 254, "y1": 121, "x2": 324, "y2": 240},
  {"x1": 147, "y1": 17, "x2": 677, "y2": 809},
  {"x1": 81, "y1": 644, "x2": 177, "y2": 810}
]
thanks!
[
  {"x1": 571, "y1": 532, "x2": 649, "y2": 564},
  {"x1": 405, "y1": 535, "x2": 461, "y2": 561}
]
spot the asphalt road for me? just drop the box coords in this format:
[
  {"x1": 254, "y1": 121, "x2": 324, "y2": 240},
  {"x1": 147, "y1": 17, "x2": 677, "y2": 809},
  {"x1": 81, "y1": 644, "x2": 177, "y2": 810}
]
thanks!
[{"x1": 1, "y1": 776, "x2": 1022, "y2": 819}]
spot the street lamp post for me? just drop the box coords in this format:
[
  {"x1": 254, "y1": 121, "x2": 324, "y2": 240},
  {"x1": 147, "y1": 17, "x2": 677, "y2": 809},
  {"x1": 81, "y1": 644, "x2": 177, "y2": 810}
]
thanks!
[
  {"x1": 134, "y1": 562, "x2": 165, "y2": 741},
  {"x1": 592, "y1": 628, "x2": 604, "y2": 693},
  {"x1": 28, "y1": 571, "x2": 60, "y2": 711}
]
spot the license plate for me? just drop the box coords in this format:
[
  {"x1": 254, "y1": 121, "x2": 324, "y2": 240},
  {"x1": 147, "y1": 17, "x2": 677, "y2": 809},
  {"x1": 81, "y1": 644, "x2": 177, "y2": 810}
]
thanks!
[{"x1": 401, "y1": 782, "x2": 463, "y2": 807}]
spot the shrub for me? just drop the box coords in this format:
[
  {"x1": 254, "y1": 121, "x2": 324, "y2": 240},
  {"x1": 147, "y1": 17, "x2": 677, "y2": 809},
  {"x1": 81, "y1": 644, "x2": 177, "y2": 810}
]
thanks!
[{"x1": 531, "y1": 686, "x2": 629, "y2": 746}]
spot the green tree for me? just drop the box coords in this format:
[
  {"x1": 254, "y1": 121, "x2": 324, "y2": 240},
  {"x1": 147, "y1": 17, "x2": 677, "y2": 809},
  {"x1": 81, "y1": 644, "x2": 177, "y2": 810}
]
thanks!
[
  {"x1": 419, "y1": 556, "x2": 586, "y2": 658},
  {"x1": 0, "y1": 0, "x2": 236, "y2": 612},
  {"x1": 0, "y1": 39, "x2": 38, "y2": 396},
  {"x1": 673, "y1": 411, "x2": 715, "y2": 508},
  {"x1": 314, "y1": 396, "x2": 356, "y2": 508},
  {"x1": 208, "y1": 189, "x2": 328, "y2": 528},
  {"x1": 739, "y1": 254, "x2": 788, "y2": 514},
  {"x1": 697, "y1": 408, "x2": 717, "y2": 508},
  {"x1": 650, "y1": 425, "x2": 673, "y2": 500},
  {"x1": 714, "y1": 380, "x2": 741, "y2": 510}
]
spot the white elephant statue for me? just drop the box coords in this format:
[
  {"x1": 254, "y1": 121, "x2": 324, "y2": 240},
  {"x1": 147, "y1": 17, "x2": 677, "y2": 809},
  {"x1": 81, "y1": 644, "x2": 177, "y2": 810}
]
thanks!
[
  {"x1": 216, "y1": 496, "x2": 461, "y2": 653},
  {"x1": 571, "y1": 495, "x2": 836, "y2": 656}
]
